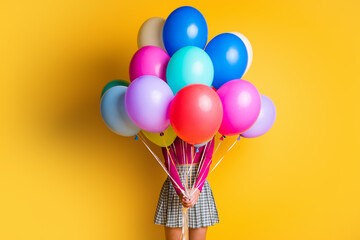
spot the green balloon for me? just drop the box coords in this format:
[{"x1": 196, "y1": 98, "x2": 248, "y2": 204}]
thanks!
[{"x1": 101, "y1": 80, "x2": 130, "y2": 98}]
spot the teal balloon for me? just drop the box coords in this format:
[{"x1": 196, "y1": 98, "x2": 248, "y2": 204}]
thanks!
[
  {"x1": 166, "y1": 46, "x2": 214, "y2": 94},
  {"x1": 100, "y1": 80, "x2": 130, "y2": 98}
]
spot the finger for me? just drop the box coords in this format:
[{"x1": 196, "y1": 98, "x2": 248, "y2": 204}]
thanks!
[
  {"x1": 184, "y1": 200, "x2": 192, "y2": 205},
  {"x1": 182, "y1": 197, "x2": 190, "y2": 202},
  {"x1": 183, "y1": 203, "x2": 191, "y2": 208},
  {"x1": 190, "y1": 197, "x2": 198, "y2": 206},
  {"x1": 182, "y1": 200, "x2": 191, "y2": 207}
]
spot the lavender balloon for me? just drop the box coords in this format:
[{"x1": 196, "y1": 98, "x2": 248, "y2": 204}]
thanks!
[
  {"x1": 241, "y1": 95, "x2": 276, "y2": 138},
  {"x1": 125, "y1": 75, "x2": 174, "y2": 133}
]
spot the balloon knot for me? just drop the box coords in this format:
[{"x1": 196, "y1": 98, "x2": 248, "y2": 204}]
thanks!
[
  {"x1": 237, "y1": 135, "x2": 241, "y2": 141},
  {"x1": 160, "y1": 132, "x2": 164, "y2": 136},
  {"x1": 220, "y1": 136, "x2": 224, "y2": 141},
  {"x1": 135, "y1": 135, "x2": 138, "y2": 140},
  {"x1": 196, "y1": 148, "x2": 199, "y2": 153}
]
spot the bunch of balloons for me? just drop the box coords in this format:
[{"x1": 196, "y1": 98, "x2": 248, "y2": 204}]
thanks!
[{"x1": 100, "y1": 6, "x2": 276, "y2": 147}]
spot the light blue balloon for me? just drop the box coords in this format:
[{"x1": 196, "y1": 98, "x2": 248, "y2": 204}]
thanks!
[
  {"x1": 194, "y1": 139, "x2": 210, "y2": 148},
  {"x1": 166, "y1": 46, "x2": 214, "y2": 94},
  {"x1": 100, "y1": 86, "x2": 140, "y2": 137}
]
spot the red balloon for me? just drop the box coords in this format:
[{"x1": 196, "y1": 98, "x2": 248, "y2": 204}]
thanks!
[{"x1": 170, "y1": 84, "x2": 223, "y2": 145}]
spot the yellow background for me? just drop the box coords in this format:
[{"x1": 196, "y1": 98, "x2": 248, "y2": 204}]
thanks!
[{"x1": 1, "y1": 0, "x2": 359, "y2": 239}]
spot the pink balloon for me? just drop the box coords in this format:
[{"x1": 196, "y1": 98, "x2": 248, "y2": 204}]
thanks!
[
  {"x1": 217, "y1": 79, "x2": 261, "y2": 136},
  {"x1": 129, "y1": 46, "x2": 170, "y2": 82}
]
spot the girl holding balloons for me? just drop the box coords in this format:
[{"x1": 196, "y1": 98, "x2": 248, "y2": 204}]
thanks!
[
  {"x1": 136, "y1": 6, "x2": 224, "y2": 239},
  {"x1": 101, "y1": 5, "x2": 276, "y2": 240}
]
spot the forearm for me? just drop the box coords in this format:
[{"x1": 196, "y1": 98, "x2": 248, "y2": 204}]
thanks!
[
  {"x1": 162, "y1": 147, "x2": 185, "y2": 196},
  {"x1": 194, "y1": 158, "x2": 211, "y2": 192},
  {"x1": 194, "y1": 138, "x2": 214, "y2": 192}
]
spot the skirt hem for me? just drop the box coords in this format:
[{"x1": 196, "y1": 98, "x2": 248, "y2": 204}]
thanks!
[{"x1": 153, "y1": 220, "x2": 220, "y2": 229}]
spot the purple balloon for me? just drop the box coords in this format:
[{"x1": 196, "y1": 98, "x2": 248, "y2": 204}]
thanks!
[
  {"x1": 217, "y1": 79, "x2": 261, "y2": 136},
  {"x1": 241, "y1": 95, "x2": 276, "y2": 138},
  {"x1": 125, "y1": 75, "x2": 174, "y2": 133}
]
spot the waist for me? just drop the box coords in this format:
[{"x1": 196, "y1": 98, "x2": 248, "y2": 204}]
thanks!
[
  {"x1": 166, "y1": 164, "x2": 201, "y2": 183},
  {"x1": 176, "y1": 162, "x2": 200, "y2": 166}
]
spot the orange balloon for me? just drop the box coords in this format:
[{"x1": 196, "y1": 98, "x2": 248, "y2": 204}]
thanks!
[{"x1": 169, "y1": 84, "x2": 223, "y2": 145}]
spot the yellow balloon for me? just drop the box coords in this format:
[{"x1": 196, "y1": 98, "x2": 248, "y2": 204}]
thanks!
[{"x1": 141, "y1": 125, "x2": 177, "y2": 147}]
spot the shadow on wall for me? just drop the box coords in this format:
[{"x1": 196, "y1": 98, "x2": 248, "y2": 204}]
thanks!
[{"x1": 42, "y1": 43, "x2": 165, "y2": 238}]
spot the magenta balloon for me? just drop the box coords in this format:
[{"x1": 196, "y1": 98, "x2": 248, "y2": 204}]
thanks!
[
  {"x1": 129, "y1": 46, "x2": 170, "y2": 82},
  {"x1": 241, "y1": 95, "x2": 276, "y2": 138},
  {"x1": 125, "y1": 75, "x2": 174, "y2": 133},
  {"x1": 217, "y1": 79, "x2": 261, "y2": 136}
]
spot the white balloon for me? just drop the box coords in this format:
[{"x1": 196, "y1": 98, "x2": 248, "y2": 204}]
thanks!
[
  {"x1": 230, "y1": 32, "x2": 253, "y2": 75},
  {"x1": 138, "y1": 17, "x2": 166, "y2": 51}
]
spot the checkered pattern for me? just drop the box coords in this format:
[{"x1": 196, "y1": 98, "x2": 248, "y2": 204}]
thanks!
[{"x1": 154, "y1": 165, "x2": 220, "y2": 228}]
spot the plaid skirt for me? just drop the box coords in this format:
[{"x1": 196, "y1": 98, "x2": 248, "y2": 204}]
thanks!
[{"x1": 154, "y1": 165, "x2": 219, "y2": 228}]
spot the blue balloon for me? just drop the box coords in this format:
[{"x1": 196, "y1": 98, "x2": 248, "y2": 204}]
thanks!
[
  {"x1": 163, "y1": 6, "x2": 208, "y2": 56},
  {"x1": 205, "y1": 33, "x2": 248, "y2": 89},
  {"x1": 166, "y1": 46, "x2": 214, "y2": 94},
  {"x1": 100, "y1": 86, "x2": 140, "y2": 137}
]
